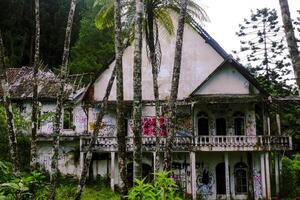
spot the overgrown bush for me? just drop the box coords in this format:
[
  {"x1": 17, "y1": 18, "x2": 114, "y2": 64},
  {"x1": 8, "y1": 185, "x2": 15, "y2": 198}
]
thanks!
[
  {"x1": 0, "y1": 161, "x2": 49, "y2": 200},
  {"x1": 127, "y1": 171, "x2": 183, "y2": 200},
  {"x1": 280, "y1": 154, "x2": 300, "y2": 198}
]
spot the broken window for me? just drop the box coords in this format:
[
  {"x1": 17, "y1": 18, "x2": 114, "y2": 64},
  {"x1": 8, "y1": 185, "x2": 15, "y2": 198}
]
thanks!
[
  {"x1": 63, "y1": 109, "x2": 73, "y2": 129},
  {"x1": 234, "y1": 162, "x2": 248, "y2": 194},
  {"x1": 216, "y1": 118, "x2": 226, "y2": 135},
  {"x1": 197, "y1": 112, "x2": 209, "y2": 135},
  {"x1": 234, "y1": 112, "x2": 245, "y2": 136}
]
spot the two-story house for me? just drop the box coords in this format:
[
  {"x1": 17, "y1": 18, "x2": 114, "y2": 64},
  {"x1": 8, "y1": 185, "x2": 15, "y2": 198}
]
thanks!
[{"x1": 77, "y1": 13, "x2": 292, "y2": 200}]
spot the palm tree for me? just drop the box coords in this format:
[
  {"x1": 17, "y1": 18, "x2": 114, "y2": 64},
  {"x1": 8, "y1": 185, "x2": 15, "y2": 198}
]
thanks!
[
  {"x1": 132, "y1": 0, "x2": 144, "y2": 182},
  {"x1": 0, "y1": 31, "x2": 20, "y2": 176},
  {"x1": 48, "y1": 0, "x2": 77, "y2": 199},
  {"x1": 30, "y1": 0, "x2": 40, "y2": 171},
  {"x1": 164, "y1": 0, "x2": 188, "y2": 171},
  {"x1": 115, "y1": 0, "x2": 128, "y2": 195},
  {"x1": 278, "y1": 0, "x2": 300, "y2": 93},
  {"x1": 95, "y1": 0, "x2": 208, "y2": 172}
]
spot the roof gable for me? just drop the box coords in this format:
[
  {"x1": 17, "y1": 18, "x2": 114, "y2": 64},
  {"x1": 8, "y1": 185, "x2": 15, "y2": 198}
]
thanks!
[
  {"x1": 93, "y1": 12, "x2": 226, "y2": 101},
  {"x1": 191, "y1": 59, "x2": 266, "y2": 96}
]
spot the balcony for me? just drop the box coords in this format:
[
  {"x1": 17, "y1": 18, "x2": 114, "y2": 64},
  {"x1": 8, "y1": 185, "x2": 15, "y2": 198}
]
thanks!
[{"x1": 81, "y1": 135, "x2": 292, "y2": 152}]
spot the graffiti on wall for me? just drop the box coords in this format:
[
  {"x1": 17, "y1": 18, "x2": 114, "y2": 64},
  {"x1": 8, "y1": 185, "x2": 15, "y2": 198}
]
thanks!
[
  {"x1": 128, "y1": 117, "x2": 167, "y2": 136},
  {"x1": 176, "y1": 109, "x2": 192, "y2": 136},
  {"x1": 171, "y1": 162, "x2": 191, "y2": 191},
  {"x1": 196, "y1": 165, "x2": 214, "y2": 196},
  {"x1": 74, "y1": 108, "x2": 87, "y2": 132},
  {"x1": 253, "y1": 169, "x2": 262, "y2": 199}
]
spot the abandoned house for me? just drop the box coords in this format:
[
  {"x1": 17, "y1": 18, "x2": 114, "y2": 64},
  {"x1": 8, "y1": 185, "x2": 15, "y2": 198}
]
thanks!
[{"x1": 1, "y1": 14, "x2": 294, "y2": 200}]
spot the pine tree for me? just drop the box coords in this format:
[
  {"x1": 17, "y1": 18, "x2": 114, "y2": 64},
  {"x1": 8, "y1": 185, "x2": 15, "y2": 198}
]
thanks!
[{"x1": 234, "y1": 8, "x2": 292, "y2": 94}]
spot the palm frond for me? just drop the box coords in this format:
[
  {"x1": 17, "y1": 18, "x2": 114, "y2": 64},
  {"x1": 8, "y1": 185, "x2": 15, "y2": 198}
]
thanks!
[
  {"x1": 95, "y1": 1, "x2": 114, "y2": 30},
  {"x1": 154, "y1": 8, "x2": 174, "y2": 35}
]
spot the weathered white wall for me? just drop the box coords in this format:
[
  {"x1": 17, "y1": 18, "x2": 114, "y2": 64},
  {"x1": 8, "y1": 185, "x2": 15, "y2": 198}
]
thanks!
[
  {"x1": 195, "y1": 65, "x2": 259, "y2": 95},
  {"x1": 73, "y1": 105, "x2": 87, "y2": 134},
  {"x1": 37, "y1": 141, "x2": 81, "y2": 176},
  {"x1": 194, "y1": 103, "x2": 256, "y2": 136},
  {"x1": 93, "y1": 12, "x2": 224, "y2": 101}
]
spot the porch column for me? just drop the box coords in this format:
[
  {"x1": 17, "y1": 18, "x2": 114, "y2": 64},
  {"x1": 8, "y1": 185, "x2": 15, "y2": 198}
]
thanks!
[
  {"x1": 79, "y1": 137, "x2": 84, "y2": 174},
  {"x1": 260, "y1": 153, "x2": 267, "y2": 199},
  {"x1": 276, "y1": 114, "x2": 281, "y2": 135},
  {"x1": 225, "y1": 152, "x2": 230, "y2": 200},
  {"x1": 265, "y1": 152, "x2": 271, "y2": 199},
  {"x1": 110, "y1": 152, "x2": 115, "y2": 191},
  {"x1": 190, "y1": 151, "x2": 196, "y2": 200},
  {"x1": 275, "y1": 153, "x2": 280, "y2": 196}
]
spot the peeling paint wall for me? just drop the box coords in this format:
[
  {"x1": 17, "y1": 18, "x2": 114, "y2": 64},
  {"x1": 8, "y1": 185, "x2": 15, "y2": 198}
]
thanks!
[
  {"x1": 93, "y1": 12, "x2": 224, "y2": 101},
  {"x1": 194, "y1": 103, "x2": 256, "y2": 136},
  {"x1": 37, "y1": 141, "x2": 81, "y2": 177},
  {"x1": 195, "y1": 65, "x2": 259, "y2": 95}
]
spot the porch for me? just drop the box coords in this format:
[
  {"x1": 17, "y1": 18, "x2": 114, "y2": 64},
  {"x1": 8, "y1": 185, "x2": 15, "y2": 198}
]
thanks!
[{"x1": 80, "y1": 135, "x2": 292, "y2": 152}]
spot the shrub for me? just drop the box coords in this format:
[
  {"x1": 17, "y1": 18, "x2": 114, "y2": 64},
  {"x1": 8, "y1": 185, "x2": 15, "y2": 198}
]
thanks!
[
  {"x1": 280, "y1": 154, "x2": 300, "y2": 198},
  {"x1": 127, "y1": 171, "x2": 183, "y2": 200}
]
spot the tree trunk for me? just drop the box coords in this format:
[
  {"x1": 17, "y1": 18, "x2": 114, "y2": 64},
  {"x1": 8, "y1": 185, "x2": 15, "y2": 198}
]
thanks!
[
  {"x1": 115, "y1": 0, "x2": 128, "y2": 196},
  {"x1": 30, "y1": 0, "x2": 40, "y2": 171},
  {"x1": 133, "y1": 0, "x2": 144, "y2": 182},
  {"x1": 164, "y1": 0, "x2": 188, "y2": 171},
  {"x1": 145, "y1": 1, "x2": 161, "y2": 173},
  {"x1": 278, "y1": 0, "x2": 300, "y2": 93},
  {"x1": 0, "y1": 31, "x2": 20, "y2": 176},
  {"x1": 74, "y1": 67, "x2": 117, "y2": 200},
  {"x1": 48, "y1": 0, "x2": 77, "y2": 199}
]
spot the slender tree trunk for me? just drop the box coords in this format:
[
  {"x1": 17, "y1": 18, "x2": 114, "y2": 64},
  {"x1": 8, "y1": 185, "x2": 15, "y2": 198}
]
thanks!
[
  {"x1": 133, "y1": 0, "x2": 144, "y2": 182},
  {"x1": 164, "y1": 0, "x2": 188, "y2": 171},
  {"x1": 278, "y1": 0, "x2": 300, "y2": 93},
  {"x1": 74, "y1": 67, "x2": 117, "y2": 200},
  {"x1": 30, "y1": 0, "x2": 40, "y2": 171},
  {"x1": 145, "y1": 5, "x2": 161, "y2": 172},
  {"x1": 48, "y1": 0, "x2": 76, "y2": 199},
  {"x1": 0, "y1": 31, "x2": 20, "y2": 176},
  {"x1": 74, "y1": 36, "x2": 129, "y2": 200},
  {"x1": 115, "y1": 0, "x2": 128, "y2": 196}
]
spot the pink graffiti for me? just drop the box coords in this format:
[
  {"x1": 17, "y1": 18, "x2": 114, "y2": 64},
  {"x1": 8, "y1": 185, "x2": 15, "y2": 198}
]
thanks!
[{"x1": 142, "y1": 117, "x2": 167, "y2": 136}]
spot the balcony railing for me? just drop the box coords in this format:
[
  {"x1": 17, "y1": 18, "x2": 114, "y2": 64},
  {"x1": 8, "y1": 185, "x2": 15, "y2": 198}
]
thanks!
[{"x1": 81, "y1": 135, "x2": 292, "y2": 152}]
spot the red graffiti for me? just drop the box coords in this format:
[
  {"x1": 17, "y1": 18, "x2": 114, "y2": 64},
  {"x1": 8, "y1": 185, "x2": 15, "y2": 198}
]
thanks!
[{"x1": 142, "y1": 116, "x2": 167, "y2": 136}]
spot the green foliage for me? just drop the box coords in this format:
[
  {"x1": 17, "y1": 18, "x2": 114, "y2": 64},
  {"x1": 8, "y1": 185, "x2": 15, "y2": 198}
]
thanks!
[
  {"x1": 0, "y1": 161, "x2": 49, "y2": 200},
  {"x1": 127, "y1": 171, "x2": 183, "y2": 200},
  {"x1": 280, "y1": 154, "x2": 300, "y2": 198},
  {"x1": 0, "y1": 0, "x2": 83, "y2": 68},
  {"x1": 70, "y1": 0, "x2": 114, "y2": 76}
]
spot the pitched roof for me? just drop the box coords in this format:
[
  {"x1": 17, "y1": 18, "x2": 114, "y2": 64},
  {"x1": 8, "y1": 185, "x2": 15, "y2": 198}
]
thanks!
[{"x1": 0, "y1": 67, "x2": 82, "y2": 101}]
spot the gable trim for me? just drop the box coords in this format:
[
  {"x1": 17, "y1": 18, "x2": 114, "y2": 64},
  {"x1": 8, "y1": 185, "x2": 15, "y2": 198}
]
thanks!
[{"x1": 190, "y1": 57, "x2": 268, "y2": 96}]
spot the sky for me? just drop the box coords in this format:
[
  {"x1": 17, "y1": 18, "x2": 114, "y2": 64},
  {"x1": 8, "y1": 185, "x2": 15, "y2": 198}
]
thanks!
[{"x1": 198, "y1": 0, "x2": 299, "y2": 54}]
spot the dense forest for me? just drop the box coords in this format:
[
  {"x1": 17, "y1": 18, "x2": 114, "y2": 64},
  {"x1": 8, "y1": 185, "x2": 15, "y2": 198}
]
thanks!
[{"x1": 0, "y1": 0, "x2": 114, "y2": 75}]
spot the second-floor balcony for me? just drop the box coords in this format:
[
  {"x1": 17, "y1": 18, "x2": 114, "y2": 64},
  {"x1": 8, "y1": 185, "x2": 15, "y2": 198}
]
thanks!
[{"x1": 80, "y1": 135, "x2": 292, "y2": 152}]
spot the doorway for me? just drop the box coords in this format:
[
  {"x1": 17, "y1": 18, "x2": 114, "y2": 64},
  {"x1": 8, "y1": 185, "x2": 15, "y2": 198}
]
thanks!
[{"x1": 216, "y1": 162, "x2": 226, "y2": 195}]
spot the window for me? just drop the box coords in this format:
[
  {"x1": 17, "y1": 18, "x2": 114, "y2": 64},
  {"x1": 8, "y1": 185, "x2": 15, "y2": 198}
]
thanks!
[
  {"x1": 234, "y1": 162, "x2": 248, "y2": 194},
  {"x1": 198, "y1": 112, "x2": 209, "y2": 135},
  {"x1": 63, "y1": 109, "x2": 73, "y2": 129},
  {"x1": 216, "y1": 118, "x2": 226, "y2": 135},
  {"x1": 234, "y1": 112, "x2": 245, "y2": 136}
]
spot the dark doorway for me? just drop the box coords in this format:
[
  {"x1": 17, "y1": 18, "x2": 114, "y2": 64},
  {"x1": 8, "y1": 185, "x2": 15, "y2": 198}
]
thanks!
[
  {"x1": 198, "y1": 118, "x2": 209, "y2": 135},
  {"x1": 216, "y1": 162, "x2": 226, "y2": 195},
  {"x1": 216, "y1": 118, "x2": 226, "y2": 135}
]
